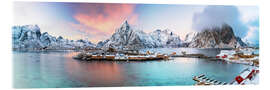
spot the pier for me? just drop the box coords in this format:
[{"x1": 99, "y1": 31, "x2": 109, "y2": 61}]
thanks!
[
  {"x1": 192, "y1": 67, "x2": 259, "y2": 85},
  {"x1": 193, "y1": 74, "x2": 229, "y2": 85}
]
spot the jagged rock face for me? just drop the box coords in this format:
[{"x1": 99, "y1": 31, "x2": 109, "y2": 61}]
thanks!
[
  {"x1": 150, "y1": 29, "x2": 182, "y2": 47},
  {"x1": 12, "y1": 25, "x2": 41, "y2": 41},
  {"x1": 184, "y1": 32, "x2": 198, "y2": 43},
  {"x1": 99, "y1": 20, "x2": 182, "y2": 50},
  {"x1": 187, "y1": 24, "x2": 246, "y2": 48},
  {"x1": 236, "y1": 37, "x2": 247, "y2": 47},
  {"x1": 96, "y1": 39, "x2": 109, "y2": 48},
  {"x1": 40, "y1": 32, "x2": 52, "y2": 46},
  {"x1": 12, "y1": 25, "x2": 96, "y2": 50},
  {"x1": 101, "y1": 21, "x2": 150, "y2": 50},
  {"x1": 109, "y1": 21, "x2": 134, "y2": 46},
  {"x1": 12, "y1": 25, "x2": 43, "y2": 49}
]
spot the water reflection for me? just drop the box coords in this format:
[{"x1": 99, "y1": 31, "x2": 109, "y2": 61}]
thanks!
[
  {"x1": 65, "y1": 52, "x2": 125, "y2": 86},
  {"x1": 13, "y1": 49, "x2": 250, "y2": 88}
]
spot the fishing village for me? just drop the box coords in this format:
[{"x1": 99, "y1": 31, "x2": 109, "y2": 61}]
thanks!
[{"x1": 73, "y1": 47, "x2": 259, "y2": 86}]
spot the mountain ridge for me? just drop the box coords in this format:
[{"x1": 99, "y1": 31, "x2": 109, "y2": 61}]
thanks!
[
  {"x1": 12, "y1": 25, "x2": 96, "y2": 50},
  {"x1": 12, "y1": 21, "x2": 248, "y2": 50},
  {"x1": 97, "y1": 20, "x2": 182, "y2": 50}
]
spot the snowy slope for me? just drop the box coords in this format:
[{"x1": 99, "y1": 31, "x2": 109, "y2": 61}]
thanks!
[
  {"x1": 12, "y1": 25, "x2": 96, "y2": 50},
  {"x1": 150, "y1": 29, "x2": 182, "y2": 47},
  {"x1": 184, "y1": 32, "x2": 198, "y2": 43},
  {"x1": 98, "y1": 20, "x2": 182, "y2": 50}
]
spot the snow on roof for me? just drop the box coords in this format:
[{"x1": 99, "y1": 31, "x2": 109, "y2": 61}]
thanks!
[{"x1": 240, "y1": 70, "x2": 251, "y2": 78}]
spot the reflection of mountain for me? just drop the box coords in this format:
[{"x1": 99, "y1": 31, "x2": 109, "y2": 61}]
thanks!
[
  {"x1": 12, "y1": 25, "x2": 95, "y2": 50},
  {"x1": 65, "y1": 57, "x2": 125, "y2": 86},
  {"x1": 183, "y1": 24, "x2": 247, "y2": 48},
  {"x1": 97, "y1": 20, "x2": 182, "y2": 50}
]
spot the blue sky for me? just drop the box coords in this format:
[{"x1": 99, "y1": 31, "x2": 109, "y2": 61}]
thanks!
[{"x1": 13, "y1": 2, "x2": 259, "y2": 44}]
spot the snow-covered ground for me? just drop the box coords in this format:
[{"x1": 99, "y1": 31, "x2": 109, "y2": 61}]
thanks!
[
  {"x1": 216, "y1": 48, "x2": 259, "y2": 66},
  {"x1": 231, "y1": 67, "x2": 259, "y2": 85}
]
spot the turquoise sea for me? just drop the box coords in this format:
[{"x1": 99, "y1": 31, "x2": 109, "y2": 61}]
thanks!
[{"x1": 13, "y1": 48, "x2": 251, "y2": 88}]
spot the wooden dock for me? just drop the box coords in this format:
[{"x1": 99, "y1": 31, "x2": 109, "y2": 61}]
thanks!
[{"x1": 193, "y1": 74, "x2": 229, "y2": 85}]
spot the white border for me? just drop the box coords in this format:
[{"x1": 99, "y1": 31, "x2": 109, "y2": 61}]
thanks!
[{"x1": 1, "y1": 0, "x2": 269, "y2": 90}]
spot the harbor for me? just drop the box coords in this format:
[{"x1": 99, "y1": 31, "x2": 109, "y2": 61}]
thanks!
[
  {"x1": 191, "y1": 47, "x2": 259, "y2": 85},
  {"x1": 73, "y1": 47, "x2": 259, "y2": 63},
  {"x1": 72, "y1": 47, "x2": 260, "y2": 86},
  {"x1": 73, "y1": 47, "x2": 218, "y2": 61},
  {"x1": 73, "y1": 48, "x2": 170, "y2": 61}
]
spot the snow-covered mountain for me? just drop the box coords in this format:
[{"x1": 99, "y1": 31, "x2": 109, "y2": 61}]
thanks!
[
  {"x1": 244, "y1": 40, "x2": 259, "y2": 48},
  {"x1": 97, "y1": 20, "x2": 182, "y2": 50},
  {"x1": 12, "y1": 25, "x2": 95, "y2": 50},
  {"x1": 150, "y1": 29, "x2": 182, "y2": 47},
  {"x1": 184, "y1": 32, "x2": 198, "y2": 43},
  {"x1": 184, "y1": 24, "x2": 247, "y2": 48},
  {"x1": 13, "y1": 22, "x2": 246, "y2": 50}
]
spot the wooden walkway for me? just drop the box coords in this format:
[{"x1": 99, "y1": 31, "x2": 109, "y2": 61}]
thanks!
[{"x1": 193, "y1": 74, "x2": 230, "y2": 85}]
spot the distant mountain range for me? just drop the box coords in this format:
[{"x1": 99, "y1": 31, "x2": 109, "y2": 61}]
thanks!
[
  {"x1": 12, "y1": 25, "x2": 95, "y2": 50},
  {"x1": 12, "y1": 21, "x2": 248, "y2": 50}
]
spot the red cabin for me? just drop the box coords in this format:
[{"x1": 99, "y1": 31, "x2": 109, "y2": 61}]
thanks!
[
  {"x1": 235, "y1": 76, "x2": 244, "y2": 84},
  {"x1": 256, "y1": 70, "x2": 259, "y2": 73},
  {"x1": 246, "y1": 69, "x2": 255, "y2": 80},
  {"x1": 222, "y1": 55, "x2": 228, "y2": 58}
]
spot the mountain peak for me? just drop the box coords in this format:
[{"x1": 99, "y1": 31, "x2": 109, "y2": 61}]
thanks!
[
  {"x1": 23, "y1": 24, "x2": 40, "y2": 31},
  {"x1": 120, "y1": 20, "x2": 130, "y2": 28},
  {"x1": 116, "y1": 20, "x2": 132, "y2": 33},
  {"x1": 124, "y1": 20, "x2": 128, "y2": 25},
  {"x1": 163, "y1": 29, "x2": 171, "y2": 33},
  {"x1": 186, "y1": 24, "x2": 246, "y2": 48}
]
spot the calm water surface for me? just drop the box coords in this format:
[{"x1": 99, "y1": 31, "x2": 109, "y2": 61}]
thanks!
[{"x1": 13, "y1": 48, "x2": 250, "y2": 88}]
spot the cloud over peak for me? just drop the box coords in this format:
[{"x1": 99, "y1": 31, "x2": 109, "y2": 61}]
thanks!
[{"x1": 192, "y1": 6, "x2": 248, "y2": 37}]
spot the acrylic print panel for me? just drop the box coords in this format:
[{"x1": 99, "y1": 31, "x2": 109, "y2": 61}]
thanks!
[{"x1": 12, "y1": 1, "x2": 259, "y2": 88}]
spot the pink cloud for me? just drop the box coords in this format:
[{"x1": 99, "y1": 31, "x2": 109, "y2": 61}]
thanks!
[{"x1": 70, "y1": 3, "x2": 138, "y2": 43}]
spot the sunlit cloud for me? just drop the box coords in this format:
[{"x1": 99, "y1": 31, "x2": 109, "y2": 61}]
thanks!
[
  {"x1": 71, "y1": 3, "x2": 138, "y2": 42},
  {"x1": 238, "y1": 6, "x2": 259, "y2": 24},
  {"x1": 13, "y1": 2, "x2": 258, "y2": 44}
]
